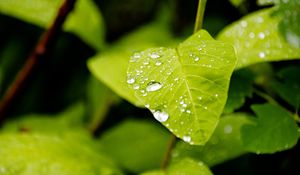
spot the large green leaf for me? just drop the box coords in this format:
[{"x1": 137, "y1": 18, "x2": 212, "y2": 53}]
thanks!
[
  {"x1": 172, "y1": 113, "x2": 252, "y2": 167},
  {"x1": 87, "y1": 22, "x2": 175, "y2": 107},
  {"x1": 99, "y1": 119, "x2": 170, "y2": 173},
  {"x1": 0, "y1": 132, "x2": 122, "y2": 175},
  {"x1": 242, "y1": 103, "x2": 299, "y2": 154},
  {"x1": 2, "y1": 103, "x2": 85, "y2": 134},
  {"x1": 217, "y1": 8, "x2": 300, "y2": 69},
  {"x1": 0, "y1": 0, "x2": 104, "y2": 50},
  {"x1": 270, "y1": 66, "x2": 300, "y2": 110},
  {"x1": 140, "y1": 158, "x2": 212, "y2": 175},
  {"x1": 127, "y1": 30, "x2": 236, "y2": 145}
]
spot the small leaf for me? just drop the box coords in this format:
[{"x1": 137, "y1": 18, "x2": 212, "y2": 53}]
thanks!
[
  {"x1": 140, "y1": 158, "x2": 212, "y2": 175},
  {"x1": 173, "y1": 113, "x2": 252, "y2": 167},
  {"x1": 242, "y1": 104, "x2": 299, "y2": 154},
  {"x1": 218, "y1": 8, "x2": 300, "y2": 69},
  {"x1": 99, "y1": 119, "x2": 170, "y2": 173},
  {"x1": 88, "y1": 22, "x2": 175, "y2": 107},
  {"x1": 127, "y1": 30, "x2": 236, "y2": 145},
  {"x1": 270, "y1": 66, "x2": 300, "y2": 110},
  {"x1": 0, "y1": 0, "x2": 105, "y2": 50},
  {"x1": 0, "y1": 132, "x2": 123, "y2": 175},
  {"x1": 224, "y1": 69, "x2": 254, "y2": 114}
]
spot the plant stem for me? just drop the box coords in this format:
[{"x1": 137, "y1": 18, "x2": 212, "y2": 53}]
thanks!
[
  {"x1": 0, "y1": 0, "x2": 77, "y2": 123},
  {"x1": 161, "y1": 134, "x2": 177, "y2": 169},
  {"x1": 193, "y1": 0, "x2": 207, "y2": 33}
]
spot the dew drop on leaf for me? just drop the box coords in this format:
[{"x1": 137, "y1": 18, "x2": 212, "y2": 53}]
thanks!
[
  {"x1": 127, "y1": 78, "x2": 135, "y2": 84},
  {"x1": 183, "y1": 135, "x2": 192, "y2": 143},
  {"x1": 151, "y1": 110, "x2": 169, "y2": 122},
  {"x1": 150, "y1": 53, "x2": 160, "y2": 59},
  {"x1": 146, "y1": 81, "x2": 163, "y2": 92},
  {"x1": 224, "y1": 124, "x2": 233, "y2": 134}
]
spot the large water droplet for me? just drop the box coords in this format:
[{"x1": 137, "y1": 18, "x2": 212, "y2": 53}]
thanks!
[
  {"x1": 127, "y1": 78, "x2": 135, "y2": 84},
  {"x1": 183, "y1": 135, "x2": 191, "y2": 143},
  {"x1": 152, "y1": 110, "x2": 169, "y2": 122},
  {"x1": 146, "y1": 81, "x2": 162, "y2": 92}
]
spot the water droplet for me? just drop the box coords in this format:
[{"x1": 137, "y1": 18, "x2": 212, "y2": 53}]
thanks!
[
  {"x1": 130, "y1": 52, "x2": 141, "y2": 62},
  {"x1": 256, "y1": 16, "x2": 264, "y2": 23},
  {"x1": 241, "y1": 20, "x2": 247, "y2": 27},
  {"x1": 198, "y1": 96, "x2": 203, "y2": 100},
  {"x1": 186, "y1": 110, "x2": 191, "y2": 114},
  {"x1": 146, "y1": 81, "x2": 162, "y2": 92},
  {"x1": 258, "y1": 32, "x2": 265, "y2": 39},
  {"x1": 152, "y1": 110, "x2": 169, "y2": 122},
  {"x1": 249, "y1": 32, "x2": 255, "y2": 39},
  {"x1": 0, "y1": 167, "x2": 6, "y2": 173},
  {"x1": 133, "y1": 84, "x2": 140, "y2": 90},
  {"x1": 155, "y1": 62, "x2": 162, "y2": 66},
  {"x1": 204, "y1": 106, "x2": 208, "y2": 110},
  {"x1": 127, "y1": 78, "x2": 135, "y2": 84},
  {"x1": 224, "y1": 124, "x2": 233, "y2": 134},
  {"x1": 150, "y1": 53, "x2": 160, "y2": 59},
  {"x1": 286, "y1": 31, "x2": 300, "y2": 48},
  {"x1": 256, "y1": 151, "x2": 261, "y2": 155},
  {"x1": 143, "y1": 61, "x2": 150, "y2": 65},
  {"x1": 183, "y1": 135, "x2": 191, "y2": 143},
  {"x1": 259, "y1": 52, "x2": 266, "y2": 58},
  {"x1": 145, "y1": 104, "x2": 150, "y2": 108},
  {"x1": 215, "y1": 94, "x2": 219, "y2": 97}
]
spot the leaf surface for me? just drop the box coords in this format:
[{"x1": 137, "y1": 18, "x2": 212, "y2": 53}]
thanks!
[
  {"x1": 140, "y1": 158, "x2": 212, "y2": 175},
  {"x1": 218, "y1": 8, "x2": 300, "y2": 69},
  {"x1": 0, "y1": 0, "x2": 104, "y2": 50},
  {"x1": 242, "y1": 103, "x2": 299, "y2": 153},
  {"x1": 127, "y1": 30, "x2": 236, "y2": 145},
  {"x1": 99, "y1": 119, "x2": 170, "y2": 173},
  {"x1": 88, "y1": 22, "x2": 175, "y2": 107},
  {"x1": 0, "y1": 132, "x2": 122, "y2": 175},
  {"x1": 173, "y1": 113, "x2": 252, "y2": 167}
]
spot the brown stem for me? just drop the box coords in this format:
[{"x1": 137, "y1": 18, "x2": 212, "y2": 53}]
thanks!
[
  {"x1": 0, "y1": 0, "x2": 77, "y2": 123},
  {"x1": 161, "y1": 134, "x2": 177, "y2": 169}
]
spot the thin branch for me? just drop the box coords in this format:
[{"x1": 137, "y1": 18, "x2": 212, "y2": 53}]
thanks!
[
  {"x1": 0, "y1": 0, "x2": 77, "y2": 123},
  {"x1": 161, "y1": 134, "x2": 177, "y2": 169},
  {"x1": 193, "y1": 0, "x2": 207, "y2": 33}
]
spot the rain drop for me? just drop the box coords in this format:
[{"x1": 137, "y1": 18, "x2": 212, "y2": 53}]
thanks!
[
  {"x1": 155, "y1": 62, "x2": 162, "y2": 66},
  {"x1": 241, "y1": 20, "x2": 247, "y2": 27},
  {"x1": 152, "y1": 110, "x2": 169, "y2": 122},
  {"x1": 145, "y1": 104, "x2": 150, "y2": 108},
  {"x1": 258, "y1": 32, "x2": 265, "y2": 39},
  {"x1": 224, "y1": 124, "x2": 233, "y2": 134},
  {"x1": 183, "y1": 135, "x2": 191, "y2": 143},
  {"x1": 146, "y1": 81, "x2": 163, "y2": 92},
  {"x1": 127, "y1": 78, "x2": 135, "y2": 84},
  {"x1": 259, "y1": 52, "x2": 266, "y2": 58},
  {"x1": 150, "y1": 53, "x2": 160, "y2": 59},
  {"x1": 133, "y1": 84, "x2": 140, "y2": 90}
]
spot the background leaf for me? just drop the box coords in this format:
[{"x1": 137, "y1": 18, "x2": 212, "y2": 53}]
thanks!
[
  {"x1": 223, "y1": 69, "x2": 254, "y2": 114},
  {"x1": 172, "y1": 113, "x2": 252, "y2": 167},
  {"x1": 127, "y1": 30, "x2": 236, "y2": 145},
  {"x1": 0, "y1": 132, "x2": 123, "y2": 175},
  {"x1": 270, "y1": 66, "x2": 300, "y2": 110},
  {"x1": 0, "y1": 0, "x2": 105, "y2": 50},
  {"x1": 217, "y1": 8, "x2": 300, "y2": 69},
  {"x1": 99, "y1": 119, "x2": 170, "y2": 173},
  {"x1": 242, "y1": 103, "x2": 299, "y2": 154},
  {"x1": 140, "y1": 158, "x2": 212, "y2": 175}
]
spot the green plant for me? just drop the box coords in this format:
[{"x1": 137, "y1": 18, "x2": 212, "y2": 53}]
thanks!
[{"x1": 0, "y1": 0, "x2": 299, "y2": 174}]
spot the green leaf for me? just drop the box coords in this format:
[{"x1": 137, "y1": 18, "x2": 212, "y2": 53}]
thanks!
[
  {"x1": 87, "y1": 22, "x2": 175, "y2": 107},
  {"x1": 257, "y1": 0, "x2": 279, "y2": 5},
  {"x1": 229, "y1": 0, "x2": 246, "y2": 7},
  {"x1": 140, "y1": 158, "x2": 212, "y2": 175},
  {"x1": 271, "y1": 66, "x2": 300, "y2": 110},
  {"x1": 172, "y1": 113, "x2": 252, "y2": 167},
  {"x1": 224, "y1": 69, "x2": 254, "y2": 114},
  {"x1": 127, "y1": 30, "x2": 236, "y2": 145},
  {"x1": 273, "y1": 1, "x2": 300, "y2": 48},
  {"x1": 2, "y1": 103, "x2": 86, "y2": 134},
  {"x1": 242, "y1": 103, "x2": 299, "y2": 154},
  {"x1": 0, "y1": 0, "x2": 105, "y2": 50},
  {"x1": 99, "y1": 119, "x2": 170, "y2": 173},
  {"x1": 86, "y1": 76, "x2": 119, "y2": 131},
  {"x1": 0, "y1": 132, "x2": 123, "y2": 175},
  {"x1": 217, "y1": 8, "x2": 300, "y2": 69}
]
